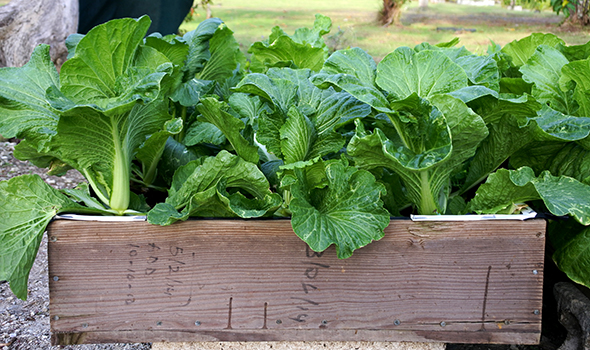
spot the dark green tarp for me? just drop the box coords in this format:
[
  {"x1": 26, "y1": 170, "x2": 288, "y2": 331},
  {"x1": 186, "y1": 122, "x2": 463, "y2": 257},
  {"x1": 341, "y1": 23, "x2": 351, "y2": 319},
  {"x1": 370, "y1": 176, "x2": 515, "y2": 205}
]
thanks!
[{"x1": 78, "y1": 0, "x2": 193, "y2": 35}]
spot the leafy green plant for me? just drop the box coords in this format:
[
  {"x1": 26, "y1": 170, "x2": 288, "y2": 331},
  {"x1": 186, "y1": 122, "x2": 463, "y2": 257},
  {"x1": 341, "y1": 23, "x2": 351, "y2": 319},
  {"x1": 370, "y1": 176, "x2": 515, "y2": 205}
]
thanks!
[
  {"x1": 1, "y1": 16, "x2": 590, "y2": 301},
  {"x1": 248, "y1": 14, "x2": 332, "y2": 73},
  {"x1": 550, "y1": 0, "x2": 590, "y2": 25}
]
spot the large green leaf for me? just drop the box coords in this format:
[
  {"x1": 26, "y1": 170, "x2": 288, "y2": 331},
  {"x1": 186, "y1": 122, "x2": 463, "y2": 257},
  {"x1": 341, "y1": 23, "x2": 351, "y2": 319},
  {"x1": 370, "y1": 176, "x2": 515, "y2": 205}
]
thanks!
[
  {"x1": 458, "y1": 90, "x2": 543, "y2": 192},
  {"x1": 249, "y1": 31, "x2": 326, "y2": 73},
  {"x1": 135, "y1": 115, "x2": 181, "y2": 186},
  {"x1": 169, "y1": 79, "x2": 216, "y2": 107},
  {"x1": 228, "y1": 93, "x2": 269, "y2": 127},
  {"x1": 348, "y1": 95, "x2": 453, "y2": 214},
  {"x1": 266, "y1": 68, "x2": 322, "y2": 115},
  {"x1": 0, "y1": 175, "x2": 102, "y2": 300},
  {"x1": 249, "y1": 16, "x2": 330, "y2": 73},
  {"x1": 520, "y1": 45, "x2": 575, "y2": 115},
  {"x1": 257, "y1": 110, "x2": 286, "y2": 159},
  {"x1": 196, "y1": 97, "x2": 260, "y2": 163},
  {"x1": 280, "y1": 107, "x2": 316, "y2": 164},
  {"x1": 197, "y1": 22, "x2": 246, "y2": 85},
  {"x1": 315, "y1": 47, "x2": 377, "y2": 86},
  {"x1": 376, "y1": 47, "x2": 468, "y2": 100},
  {"x1": 183, "y1": 120, "x2": 226, "y2": 146},
  {"x1": 148, "y1": 151, "x2": 281, "y2": 224},
  {"x1": 526, "y1": 106, "x2": 590, "y2": 142},
  {"x1": 414, "y1": 43, "x2": 500, "y2": 91},
  {"x1": 455, "y1": 54, "x2": 500, "y2": 91},
  {"x1": 11, "y1": 139, "x2": 57, "y2": 169},
  {"x1": 289, "y1": 160, "x2": 390, "y2": 259},
  {"x1": 279, "y1": 107, "x2": 344, "y2": 164},
  {"x1": 311, "y1": 48, "x2": 390, "y2": 112},
  {"x1": 549, "y1": 220, "x2": 590, "y2": 288},
  {"x1": 145, "y1": 35, "x2": 190, "y2": 67},
  {"x1": 463, "y1": 90, "x2": 540, "y2": 124},
  {"x1": 0, "y1": 45, "x2": 59, "y2": 146},
  {"x1": 290, "y1": 14, "x2": 332, "y2": 48},
  {"x1": 502, "y1": 33, "x2": 565, "y2": 68},
  {"x1": 469, "y1": 167, "x2": 590, "y2": 225},
  {"x1": 558, "y1": 41, "x2": 590, "y2": 62},
  {"x1": 54, "y1": 101, "x2": 171, "y2": 213},
  {"x1": 182, "y1": 18, "x2": 223, "y2": 78},
  {"x1": 468, "y1": 167, "x2": 541, "y2": 214},
  {"x1": 156, "y1": 137, "x2": 200, "y2": 185},
  {"x1": 233, "y1": 73, "x2": 298, "y2": 117},
  {"x1": 236, "y1": 69, "x2": 364, "y2": 165},
  {"x1": 312, "y1": 90, "x2": 372, "y2": 134},
  {"x1": 562, "y1": 58, "x2": 590, "y2": 117},
  {"x1": 511, "y1": 141, "x2": 590, "y2": 185},
  {"x1": 59, "y1": 17, "x2": 172, "y2": 112},
  {"x1": 462, "y1": 113, "x2": 534, "y2": 192},
  {"x1": 349, "y1": 94, "x2": 487, "y2": 214}
]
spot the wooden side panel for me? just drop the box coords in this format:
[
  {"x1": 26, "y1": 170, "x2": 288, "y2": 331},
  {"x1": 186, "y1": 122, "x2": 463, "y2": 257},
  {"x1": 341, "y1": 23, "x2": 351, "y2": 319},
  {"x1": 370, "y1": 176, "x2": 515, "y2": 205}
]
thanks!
[{"x1": 47, "y1": 219, "x2": 546, "y2": 345}]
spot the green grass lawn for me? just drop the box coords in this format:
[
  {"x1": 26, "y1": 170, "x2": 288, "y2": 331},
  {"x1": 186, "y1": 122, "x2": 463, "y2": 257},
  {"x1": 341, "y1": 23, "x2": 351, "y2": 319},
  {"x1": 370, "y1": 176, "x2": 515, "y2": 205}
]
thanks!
[{"x1": 180, "y1": 0, "x2": 590, "y2": 60}]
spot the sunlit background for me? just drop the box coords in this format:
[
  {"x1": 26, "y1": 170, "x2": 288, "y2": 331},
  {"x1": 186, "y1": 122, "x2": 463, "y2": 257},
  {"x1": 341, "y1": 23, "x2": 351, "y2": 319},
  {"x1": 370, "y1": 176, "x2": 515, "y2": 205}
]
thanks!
[{"x1": 179, "y1": 0, "x2": 589, "y2": 59}]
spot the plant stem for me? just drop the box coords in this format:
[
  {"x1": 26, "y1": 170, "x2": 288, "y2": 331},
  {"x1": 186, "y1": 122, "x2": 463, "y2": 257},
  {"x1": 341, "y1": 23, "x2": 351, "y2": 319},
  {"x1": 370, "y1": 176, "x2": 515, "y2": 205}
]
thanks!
[
  {"x1": 418, "y1": 170, "x2": 439, "y2": 215},
  {"x1": 109, "y1": 122, "x2": 130, "y2": 215},
  {"x1": 82, "y1": 168, "x2": 110, "y2": 207},
  {"x1": 142, "y1": 144, "x2": 165, "y2": 187},
  {"x1": 387, "y1": 113, "x2": 411, "y2": 149}
]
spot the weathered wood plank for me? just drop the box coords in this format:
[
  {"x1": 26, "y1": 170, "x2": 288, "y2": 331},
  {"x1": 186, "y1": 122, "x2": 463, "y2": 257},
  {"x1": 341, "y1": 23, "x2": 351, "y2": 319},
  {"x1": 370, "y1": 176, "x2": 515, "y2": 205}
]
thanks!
[{"x1": 47, "y1": 218, "x2": 546, "y2": 345}]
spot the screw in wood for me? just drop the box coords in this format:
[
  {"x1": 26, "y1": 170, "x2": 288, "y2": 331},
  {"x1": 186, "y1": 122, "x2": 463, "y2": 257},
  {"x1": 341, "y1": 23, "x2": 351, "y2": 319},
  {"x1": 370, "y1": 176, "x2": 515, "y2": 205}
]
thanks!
[
  {"x1": 195, "y1": 321, "x2": 201, "y2": 326},
  {"x1": 156, "y1": 321, "x2": 162, "y2": 326},
  {"x1": 533, "y1": 270, "x2": 538, "y2": 275},
  {"x1": 82, "y1": 323, "x2": 88, "y2": 328},
  {"x1": 394, "y1": 319, "x2": 401, "y2": 326},
  {"x1": 276, "y1": 319, "x2": 282, "y2": 324},
  {"x1": 321, "y1": 320, "x2": 328, "y2": 325},
  {"x1": 50, "y1": 236, "x2": 57, "y2": 242},
  {"x1": 533, "y1": 310, "x2": 540, "y2": 315},
  {"x1": 440, "y1": 321, "x2": 446, "y2": 327},
  {"x1": 53, "y1": 316, "x2": 59, "y2": 321},
  {"x1": 52, "y1": 276, "x2": 59, "y2": 282}
]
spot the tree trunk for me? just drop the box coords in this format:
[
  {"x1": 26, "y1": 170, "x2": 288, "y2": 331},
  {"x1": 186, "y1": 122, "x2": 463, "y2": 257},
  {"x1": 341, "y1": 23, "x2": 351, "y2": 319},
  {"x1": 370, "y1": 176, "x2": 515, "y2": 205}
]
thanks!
[
  {"x1": 206, "y1": 3, "x2": 212, "y2": 19},
  {"x1": 575, "y1": 0, "x2": 590, "y2": 25},
  {"x1": 0, "y1": 0, "x2": 78, "y2": 68},
  {"x1": 380, "y1": 0, "x2": 402, "y2": 27}
]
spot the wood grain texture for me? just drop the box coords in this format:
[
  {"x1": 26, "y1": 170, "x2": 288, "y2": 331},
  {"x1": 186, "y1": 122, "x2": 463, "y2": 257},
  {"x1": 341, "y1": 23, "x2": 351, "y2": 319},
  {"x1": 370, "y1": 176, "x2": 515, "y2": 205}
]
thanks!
[{"x1": 47, "y1": 218, "x2": 546, "y2": 345}]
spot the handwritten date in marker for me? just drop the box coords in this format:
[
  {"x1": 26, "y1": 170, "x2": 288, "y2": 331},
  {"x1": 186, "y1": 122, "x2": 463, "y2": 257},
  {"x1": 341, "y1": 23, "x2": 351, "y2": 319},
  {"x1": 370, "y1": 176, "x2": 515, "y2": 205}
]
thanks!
[
  {"x1": 125, "y1": 242, "x2": 195, "y2": 308},
  {"x1": 289, "y1": 247, "x2": 329, "y2": 325}
]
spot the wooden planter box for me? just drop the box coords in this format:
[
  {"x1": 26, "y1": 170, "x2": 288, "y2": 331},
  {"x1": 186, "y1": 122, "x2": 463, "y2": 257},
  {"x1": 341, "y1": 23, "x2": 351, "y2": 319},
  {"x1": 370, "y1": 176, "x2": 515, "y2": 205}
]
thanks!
[{"x1": 47, "y1": 216, "x2": 546, "y2": 345}]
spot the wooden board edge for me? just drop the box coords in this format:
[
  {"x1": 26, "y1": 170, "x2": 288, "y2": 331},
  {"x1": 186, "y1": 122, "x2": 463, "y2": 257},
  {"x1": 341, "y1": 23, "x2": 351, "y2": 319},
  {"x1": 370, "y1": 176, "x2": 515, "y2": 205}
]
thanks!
[{"x1": 51, "y1": 329, "x2": 541, "y2": 346}]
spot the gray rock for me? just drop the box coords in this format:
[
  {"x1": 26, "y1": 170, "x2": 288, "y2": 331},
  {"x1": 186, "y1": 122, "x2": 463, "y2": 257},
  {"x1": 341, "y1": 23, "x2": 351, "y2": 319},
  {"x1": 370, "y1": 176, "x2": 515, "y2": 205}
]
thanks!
[{"x1": 554, "y1": 282, "x2": 590, "y2": 350}]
